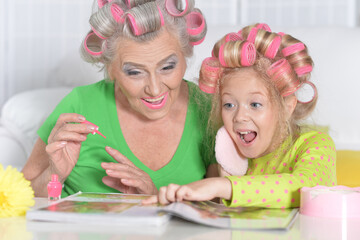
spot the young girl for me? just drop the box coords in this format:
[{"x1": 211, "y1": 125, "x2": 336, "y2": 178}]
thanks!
[{"x1": 143, "y1": 23, "x2": 337, "y2": 208}]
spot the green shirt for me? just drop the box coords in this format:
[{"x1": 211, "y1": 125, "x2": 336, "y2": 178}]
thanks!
[
  {"x1": 38, "y1": 80, "x2": 215, "y2": 197},
  {"x1": 224, "y1": 131, "x2": 337, "y2": 208}
]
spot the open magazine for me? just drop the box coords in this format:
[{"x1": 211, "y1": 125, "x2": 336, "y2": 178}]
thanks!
[{"x1": 26, "y1": 192, "x2": 298, "y2": 230}]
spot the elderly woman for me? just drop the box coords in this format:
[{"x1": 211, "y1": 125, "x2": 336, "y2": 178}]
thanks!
[{"x1": 22, "y1": 0, "x2": 217, "y2": 197}]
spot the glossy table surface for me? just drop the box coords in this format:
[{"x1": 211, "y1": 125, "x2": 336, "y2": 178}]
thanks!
[{"x1": 1, "y1": 198, "x2": 359, "y2": 240}]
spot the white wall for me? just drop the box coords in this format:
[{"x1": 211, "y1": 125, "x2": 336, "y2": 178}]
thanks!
[{"x1": 0, "y1": 0, "x2": 359, "y2": 108}]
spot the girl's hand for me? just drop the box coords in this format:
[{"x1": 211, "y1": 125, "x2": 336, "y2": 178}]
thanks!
[
  {"x1": 142, "y1": 178, "x2": 232, "y2": 205},
  {"x1": 101, "y1": 147, "x2": 158, "y2": 195},
  {"x1": 46, "y1": 113, "x2": 94, "y2": 182}
]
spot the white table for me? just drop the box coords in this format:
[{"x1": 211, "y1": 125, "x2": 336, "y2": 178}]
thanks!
[{"x1": 1, "y1": 198, "x2": 359, "y2": 240}]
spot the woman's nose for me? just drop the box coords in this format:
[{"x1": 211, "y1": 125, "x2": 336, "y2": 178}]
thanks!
[{"x1": 146, "y1": 74, "x2": 162, "y2": 96}]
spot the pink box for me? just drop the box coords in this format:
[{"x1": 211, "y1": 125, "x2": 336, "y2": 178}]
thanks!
[{"x1": 300, "y1": 185, "x2": 360, "y2": 218}]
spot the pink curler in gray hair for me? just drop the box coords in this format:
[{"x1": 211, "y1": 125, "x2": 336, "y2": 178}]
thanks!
[
  {"x1": 126, "y1": 2, "x2": 164, "y2": 36},
  {"x1": 165, "y1": 0, "x2": 194, "y2": 17},
  {"x1": 84, "y1": 32, "x2": 104, "y2": 56},
  {"x1": 111, "y1": 3, "x2": 125, "y2": 23},
  {"x1": 98, "y1": 0, "x2": 115, "y2": 8},
  {"x1": 186, "y1": 11, "x2": 205, "y2": 36}
]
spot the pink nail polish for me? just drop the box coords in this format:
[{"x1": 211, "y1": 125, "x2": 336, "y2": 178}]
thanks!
[{"x1": 47, "y1": 174, "x2": 62, "y2": 201}]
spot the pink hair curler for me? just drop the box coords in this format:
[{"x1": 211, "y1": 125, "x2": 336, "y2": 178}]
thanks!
[
  {"x1": 247, "y1": 27, "x2": 258, "y2": 44},
  {"x1": 165, "y1": 0, "x2": 192, "y2": 17},
  {"x1": 267, "y1": 58, "x2": 292, "y2": 79},
  {"x1": 199, "y1": 57, "x2": 221, "y2": 93},
  {"x1": 91, "y1": 26, "x2": 107, "y2": 40},
  {"x1": 157, "y1": 5, "x2": 165, "y2": 26},
  {"x1": 98, "y1": 0, "x2": 114, "y2": 8},
  {"x1": 218, "y1": 44, "x2": 228, "y2": 67},
  {"x1": 295, "y1": 64, "x2": 313, "y2": 76},
  {"x1": 98, "y1": 0, "x2": 108, "y2": 9},
  {"x1": 267, "y1": 58, "x2": 300, "y2": 97},
  {"x1": 256, "y1": 23, "x2": 271, "y2": 32},
  {"x1": 124, "y1": 0, "x2": 131, "y2": 9},
  {"x1": 295, "y1": 80, "x2": 317, "y2": 104},
  {"x1": 111, "y1": 3, "x2": 125, "y2": 23},
  {"x1": 190, "y1": 35, "x2": 205, "y2": 46},
  {"x1": 300, "y1": 186, "x2": 360, "y2": 218},
  {"x1": 126, "y1": 13, "x2": 140, "y2": 35},
  {"x1": 264, "y1": 35, "x2": 282, "y2": 59},
  {"x1": 225, "y1": 32, "x2": 243, "y2": 42},
  {"x1": 215, "y1": 126, "x2": 248, "y2": 176},
  {"x1": 199, "y1": 81, "x2": 216, "y2": 94},
  {"x1": 126, "y1": 4, "x2": 164, "y2": 36},
  {"x1": 240, "y1": 41, "x2": 256, "y2": 66},
  {"x1": 282, "y1": 42, "x2": 305, "y2": 57},
  {"x1": 82, "y1": 120, "x2": 107, "y2": 138},
  {"x1": 186, "y1": 11, "x2": 205, "y2": 36},
  {"x1": 278, "y1": 32, "x2": 285, "y2": 36},
  {"x1": 84, "y1": 32, "x2": 104, "y2": 56},
  {"x1": 281, "y1": 79, "x2": 301, "y2": 97}
]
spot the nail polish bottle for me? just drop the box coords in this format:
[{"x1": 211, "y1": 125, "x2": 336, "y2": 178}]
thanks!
[{"x1": 47, "y1": 174, "x2": 62, "y2": 201}]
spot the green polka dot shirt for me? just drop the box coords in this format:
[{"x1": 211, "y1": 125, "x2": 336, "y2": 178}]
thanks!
[{"x1": 223, "y1": 131, "x2": 337, "y2": 208}]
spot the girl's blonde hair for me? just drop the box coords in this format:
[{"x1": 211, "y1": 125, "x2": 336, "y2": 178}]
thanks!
[{"x1": 200, "y1": 23, "x2": 317, "y2": 151}]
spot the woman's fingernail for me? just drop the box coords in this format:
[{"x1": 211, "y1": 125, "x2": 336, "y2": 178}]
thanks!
[
  {"x1": 58, "y1": 141, "x2": 67, "y2": 146},
  {"x1": 106, "y1": 170, "x2": 113, "y2": 174},
  {"x1": 121, "y1": 179, "x2": 129, "y2": 184},
  {"x1": 106, "y1": 146, "x2": 113, "y2": 151},
  {"x1": 78, "y1": 116, "x2": 85, "y2": 121},
  {"x1": 87, "y1": 125, "x2": 95, "y2": 131}
]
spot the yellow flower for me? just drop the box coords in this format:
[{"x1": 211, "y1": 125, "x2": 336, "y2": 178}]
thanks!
[{"x1": 0, "y1": 164, "x2": 34, "y2": 217}]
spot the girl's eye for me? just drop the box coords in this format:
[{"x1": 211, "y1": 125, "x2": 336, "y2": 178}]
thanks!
[
  {"x1": 223, "y1": 103, "x2": 235, "y2": 109},
  {"x1": 250, "y1": 102, "x2": 262, "y2": 108}
]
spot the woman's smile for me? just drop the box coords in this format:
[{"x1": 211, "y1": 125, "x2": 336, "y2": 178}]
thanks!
[{"x1": 141, "y1": 92, "x2": 169, "y2": 110}]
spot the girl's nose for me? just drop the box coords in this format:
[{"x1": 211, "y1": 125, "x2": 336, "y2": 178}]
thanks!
[{"x1": 234, "y1": 106, "x2": 250, "y2": 123}]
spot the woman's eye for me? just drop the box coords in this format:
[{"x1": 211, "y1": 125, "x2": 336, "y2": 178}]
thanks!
[
  {"x1": 223, "y1": 103, "x2": 235, "y2": 109},
  {"x1": 162, "y1": 63, "x2": 176, "y2": 71},
  {"x1": 126, "y1": 70, "x2": 141, "y2": 76},
  {"x1": 250, "y1": 102, "x2": 262, "y2": 108}
]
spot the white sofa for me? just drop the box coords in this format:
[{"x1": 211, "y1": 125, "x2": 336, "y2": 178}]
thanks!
[{"x1": 1, "y1": 26, "x2": 360, "y2": 170}]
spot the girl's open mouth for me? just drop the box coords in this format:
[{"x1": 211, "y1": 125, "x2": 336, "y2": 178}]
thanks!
[
  {"x1": 239, "y1": 131, "x2": 257, "y2": 144},
  {"x1": 141, "y1": 92, "x2": 168, "y2": 110}
]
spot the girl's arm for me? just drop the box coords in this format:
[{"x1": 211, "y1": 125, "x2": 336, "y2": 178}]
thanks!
[{"x1": 142, "y1": 177, "x2": 232, "y2": 205}]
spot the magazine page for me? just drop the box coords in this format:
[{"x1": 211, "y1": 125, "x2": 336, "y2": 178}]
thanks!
[
  {"x1": 160, "y1": 201, "x2": 298, "y2": 230},
  {"x1": 26, "y1": 192, "x2": 170, "y2": 227}
]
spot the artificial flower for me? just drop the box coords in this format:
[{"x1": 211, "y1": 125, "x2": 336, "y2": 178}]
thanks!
[{"x1": 0, "y1": 164, "x2": 34, "y2": 217}]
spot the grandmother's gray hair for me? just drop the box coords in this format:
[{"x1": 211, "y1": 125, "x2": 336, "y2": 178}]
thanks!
[{"x1": 80, "y1": 0, "x2": 206, "y2": 75}]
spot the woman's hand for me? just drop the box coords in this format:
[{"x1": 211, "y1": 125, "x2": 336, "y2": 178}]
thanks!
[
  {"x1": 142, "y1": 178, "x2": 233, "y2": 205},
  {"x1": 46, "y1": 113, "x2": 94, "y2": 182},
  {"x1": 218, "y1": 164, "x2": 231, "y2": 177},
  {"x1": 101, "y1": 146, "x2": 158, "y2": 195}
]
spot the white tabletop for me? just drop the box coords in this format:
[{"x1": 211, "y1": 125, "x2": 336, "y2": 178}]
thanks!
[{"x1": 1, "y1": 198, "x2": 359, "y2": 240}]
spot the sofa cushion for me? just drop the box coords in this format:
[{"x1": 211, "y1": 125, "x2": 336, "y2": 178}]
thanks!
[{"x1": 0, "y1": 88, "x2": 72, "y2": 158}]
